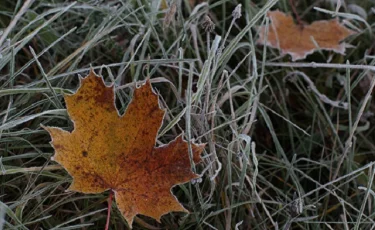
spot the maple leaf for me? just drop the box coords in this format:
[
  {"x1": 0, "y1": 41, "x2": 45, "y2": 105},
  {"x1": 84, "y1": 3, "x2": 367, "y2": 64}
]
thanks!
[
  {"x1": 257, "y1": 10, "x2": 355, "y2": 61},
  {"x1": 42, "y1": 70, "x2": 204, "y2": 227}
]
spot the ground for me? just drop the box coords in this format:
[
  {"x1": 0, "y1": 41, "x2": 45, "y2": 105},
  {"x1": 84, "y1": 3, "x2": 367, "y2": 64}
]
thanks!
[{"x1": 1, "y1": 0, "x2": 375, "y2": 229}]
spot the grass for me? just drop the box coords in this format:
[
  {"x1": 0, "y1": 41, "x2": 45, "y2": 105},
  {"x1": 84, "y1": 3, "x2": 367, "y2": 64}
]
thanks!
[{"x1": 1, "y1": 0, "x2": 375, "y2": 229}]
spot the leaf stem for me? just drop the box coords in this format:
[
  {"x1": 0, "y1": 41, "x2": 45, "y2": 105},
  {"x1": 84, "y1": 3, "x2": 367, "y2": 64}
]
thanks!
[
  {"x1": 105, "y1": 190, "x2": 113, "y2": 230},
  {"x1": 289, "y1": 0, "x2": 303, "y2": 28}
]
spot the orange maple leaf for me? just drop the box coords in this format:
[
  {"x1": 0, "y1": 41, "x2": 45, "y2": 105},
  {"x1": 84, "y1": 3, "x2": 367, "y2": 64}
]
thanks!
[
  {"x1": 257, "y1": 10, "x2": 355, "y2": 61},
  {"x1": 42, "y1": 70, "x2": 204, "y2": 227}
]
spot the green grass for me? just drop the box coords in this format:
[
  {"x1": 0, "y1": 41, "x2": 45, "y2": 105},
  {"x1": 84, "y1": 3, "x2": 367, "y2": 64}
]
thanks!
[{"x1": 1, "y1": 0, "x2": 375, "y2": 229}]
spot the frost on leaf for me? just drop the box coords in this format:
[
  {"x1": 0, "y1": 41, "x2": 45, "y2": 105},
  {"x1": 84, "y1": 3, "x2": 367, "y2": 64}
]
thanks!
[
  {"x1": 257, "y1": 10, "x2": 355, "y2": 61},
  {"x1": 43, "y1": 70, "x2": 204, "y2": 227}
]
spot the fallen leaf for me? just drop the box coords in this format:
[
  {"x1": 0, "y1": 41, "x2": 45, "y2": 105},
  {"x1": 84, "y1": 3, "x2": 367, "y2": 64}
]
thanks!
[
  {"x1": 257, "y1": 10, "x2": 355, "y2": 61},
  {"x1": 43, "y1": 70, "x2": 204, "y2": 227},
  {"x1": 160, "y1": 0, "x2": 168, "y2": 10}
]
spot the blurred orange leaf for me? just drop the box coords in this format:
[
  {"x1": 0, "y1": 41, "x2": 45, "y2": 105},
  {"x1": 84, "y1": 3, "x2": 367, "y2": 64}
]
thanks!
[
  {"x1": 257, "y1": 10, "x2": 355, "y2": 61},
  {"x1": 43, "y1": 70, "x2": 204, "y2": 227}
]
